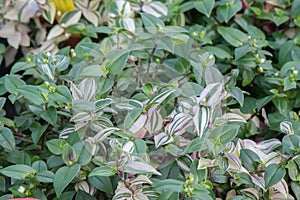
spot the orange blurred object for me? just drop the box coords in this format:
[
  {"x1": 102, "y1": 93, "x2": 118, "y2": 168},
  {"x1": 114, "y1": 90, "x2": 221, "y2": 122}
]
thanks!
[{"x1": 49, "y1": 0, "x2": 76, "y2": 21}]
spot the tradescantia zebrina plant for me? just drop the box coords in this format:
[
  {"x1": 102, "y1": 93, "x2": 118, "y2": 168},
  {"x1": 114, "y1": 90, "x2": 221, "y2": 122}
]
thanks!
[{"x1": 1, "y1": 0, "x2": 300, "y2": 200}]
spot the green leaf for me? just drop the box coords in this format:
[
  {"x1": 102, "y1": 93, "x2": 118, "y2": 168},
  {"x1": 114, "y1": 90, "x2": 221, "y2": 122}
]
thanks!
[
  {"x1": 0, "y1": 97, "x2": 5, "y2": 110},
  {"x1": 204, "y1": 66, "x2": 223, "y2": 84},
  {"x1": 46, "y1": 139, "x2": 65, "y2": 155},
  {"x1": 49, "y1": 85, "x2": 72, "y2": 104},
  {"x1": 242, "y1": 70, "x2": 255, "y2": 86},
  {"x1": 216, "y1": 0, "x2": 242, "y2": 23},
  {"x1": 106, "y1": 49, "x2": 130, "y2": 75},
  {"x1": 0, "y1": 164, "x2": 35, "y2": 180},
  {"x1": 140, "y1": 13, "x2": 164, "y2": 32},
  {"x1": 94, "y1": 26, "x2": 114, "y2": 34},
  {"x1": 54, "y1": 164, "x2": 81, "y2": 198},
  {"x1": 41, "y1": 107, "x2": 57, "y2": 126},
  {"x1": 264, "y1": 164, "x2": 285, "y2": 189},
  {"x1": 291, "y1": 182, "x2": 300, "y2": 200},
  {"x1": 4, "y1": 75, "x2": 26, "y2": 94},
  {"x1": 89, "y1": 166, "x2": 116, "y2": 177},
  {"x1": 18, "y1": 85, "x2": 45, "y2": 105},
  {"x1": 230, "y1": 87, "x2": 244, "y2": 106},
  {"x1": 36, "y1": 170, "x2": 54, "y2": 183},
  {"x1": 283, "y1": 77, "x2": 296, "y2": 91},
  {"x1": 88, "y1": 176, "x2": 114, "y2": 195},
  {"x1": 204, "y1": 46, "x2": 232, "y2": 59},
  {"x1": 183, "y1": 137, "x2": 206, "y2": 154},
  {"x1": 153, "y1": 179, "x2": 184, "y2": 192},
  {"x1": 32, "y1": 160, "x2": 48, "y2": 172},
  {"x1": 73, "y1": 141, "x2": 93, "y2": 166},
  {"x1": 11, "y1": 62, "x2": 34, "y2": 74},
  {"x1": 209, "y1": 124, "x2": 239, "y2": 144},
  {"x1": 0, "y1": 176, "x2": 5, "y2": 192},
  {"x1": 217, "y1": 26, "x2": 247, "y2": 47},
  {"x1": 282, "y1": 135, "x2": 300, "y2": 154},
  {"x1": 0, "y1": 127, "x2": 15, "y2": 152},
  {"x1": 279, "y1": 40, "x2": 294, "y2": 66},
  {"x1": 194, "y1": 0, "x2": 215, "y2": 17},
  {"x1": 124, "y1": 161, "x2": 161, "y2": 175},
  {"x1": 62, "y1": 144, "x2": 77, "y2": 166},
  {"x1": 30, "y1": 122, "x2": 48, "y2": 145},
  {"x1": 240, "y1": 149, "x2": 261, "y2": 171}
]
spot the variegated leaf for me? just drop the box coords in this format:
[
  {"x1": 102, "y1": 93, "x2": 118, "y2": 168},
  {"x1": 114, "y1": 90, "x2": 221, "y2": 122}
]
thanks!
[
  {"x1": 198, "y1": 83, "x2": 225, "y2": 107},
  {"x1": 131, "y1": 174, "x2": 152, "y2": 186},
  {"x1": 154, "y1": 132, "x2": 173, "y2": 148},
  {"x1": 59, "y1": 127, "x2": 76, "y2": 139},
  {"x1": 94, "y1": 127, "x2": 120, "y2": 142},
  {"x1": 124, "y1": 161, "x2": 161, "y2": 175},
  {"x1": 129, "y1": 114, "x2": 148, "y2": 134},
  {"x1": 78, "y1": 78, "x2": 96, "y2": 101},
  {"x1": 168, "y1": 113, "x2": 191, "y2": 135},
  {"x1": 273, "y1": 179, "x2": 289, "y2": 199},
  {"x1": 95, "y1": 98, "x2": 113, "y2": 112},
  {"x1": 193, "y1": 106, "x2": 210, "y2": 137},
  {"x1": 148, "y1": 89, "x2": 174, "y2": 105},
  {"x1": 258, "y1": 139, "x2": 281, "y2": 154},
  {"x1": 280, "y1": 121, "x2": 294, "y2": 135},
  {"x1": 250, "y1": 175, "x2": 265, "y2": 191}
]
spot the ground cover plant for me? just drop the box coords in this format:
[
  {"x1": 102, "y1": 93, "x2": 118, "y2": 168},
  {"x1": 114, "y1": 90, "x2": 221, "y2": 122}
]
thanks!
[{"x1": 0, "y1": 0, "x2": 300, "y2": 199}]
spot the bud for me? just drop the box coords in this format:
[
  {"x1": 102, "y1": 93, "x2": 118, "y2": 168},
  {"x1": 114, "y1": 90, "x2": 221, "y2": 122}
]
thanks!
[
  {"x1": 260, "y1": 58, "x2": 265, "y2": 63},
  {"x1": 239, "y1": 42, "x2": 243, "y2": 47},
  {"x1": 257, "y1": 66, "x2": 264, "y2": 73},
  {"x1": 65, "y1": 32, "x2": 71, "y2": 38},
  {"x1": 18, "y1": 186, "x2": 26, "y2": 193},
  {"x1": 49, "y1": 86, "x2": 57, "y2": 93},
  {"x1": 46, "y1": 52, "x2": 51, "y2": 57},
  {"x1": 26, "y1": 57, "x2": 32, "y2": 63},
  {"x1": 294, "y1": 70, "x2": 298, "y2": 76},
  {"x1": 43, "y1": 58, "x2": 48, "y2": 64},
  {"x1": 57, "y1": 10, "x2": 62, "y2": 17},
  {"x1": 208, "y1": 55, "x2": 214, "y2": 60},
  {"x1": 199, "y1": 31, "x2": 205, "y2": 39},
  {"x1": 247, "y1": 35, "x2": 251, "y2": 40},
  {"x1": 192, "y1": 31, "x2": 198, "y2": 36},
  {"x1": 45, "y1": 81, "x2": 50, "y2": 87}
]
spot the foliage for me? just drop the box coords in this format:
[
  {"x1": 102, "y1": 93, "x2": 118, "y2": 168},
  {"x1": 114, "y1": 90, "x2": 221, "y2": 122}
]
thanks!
[{"x1": 0, "y1": 0, "x2": 300, "y2": 199}]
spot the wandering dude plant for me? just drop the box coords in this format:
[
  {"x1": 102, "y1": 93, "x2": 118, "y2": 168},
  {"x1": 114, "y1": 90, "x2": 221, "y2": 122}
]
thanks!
[{"x1": 1, "y1": 0, "x2": 300, "y2": 199}]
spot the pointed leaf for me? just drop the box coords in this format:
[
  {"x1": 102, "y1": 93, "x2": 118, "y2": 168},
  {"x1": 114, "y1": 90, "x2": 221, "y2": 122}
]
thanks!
[{"x1": 54, "y1": 164, "x2": 81, "y2": 198}]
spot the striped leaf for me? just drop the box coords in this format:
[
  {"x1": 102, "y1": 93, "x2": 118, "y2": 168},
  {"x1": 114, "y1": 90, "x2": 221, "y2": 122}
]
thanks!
[
  {"x1": 145, "y1": 106, "x2": 163, "y2": 134},
  {"x1": 78, "y1": 78, "x2": 96, "y2": 101},
  {"x1": 198, "y1": 83, "x2": 225, "y2": 107},
  {"x1": 154, "y1": 132, "x2": 174, "y2": 148},
  {"x1": 95, "y1": 98, "x2": 112, "y2": 112},
  {"x1": 168, "y1": 113, "x2": 191, "y2": 135},
  {"x1": 129, "y1": 114, "x2": 148, "y2": 134},
  {"x1": 94, "y1": 127, "x2": 120, "y2": 142},
  {"x1": 40, "y1": 63, "x2": 55, "y2": 80},
  {"x1": 280, "y1": 121, "x2": 294, "y2": 135},
  {"x1": 148, "y1": 89, "x2": 174, "y2": 105},
  {"x1": 193, "y1": 106, "x2": 211, "y2": 137}
]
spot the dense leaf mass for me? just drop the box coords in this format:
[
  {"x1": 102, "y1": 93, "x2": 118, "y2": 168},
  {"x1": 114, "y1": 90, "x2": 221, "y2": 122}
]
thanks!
[{"x1": 0, "y1": 0, "x2": 300, "y2": 199}]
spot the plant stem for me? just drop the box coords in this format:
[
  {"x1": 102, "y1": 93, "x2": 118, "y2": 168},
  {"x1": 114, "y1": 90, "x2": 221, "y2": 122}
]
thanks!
[{"x1": 146, "y1": 44, "x2": 157, "y2": 81}]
